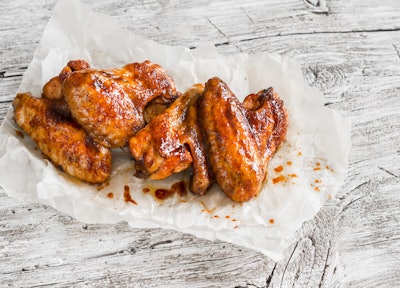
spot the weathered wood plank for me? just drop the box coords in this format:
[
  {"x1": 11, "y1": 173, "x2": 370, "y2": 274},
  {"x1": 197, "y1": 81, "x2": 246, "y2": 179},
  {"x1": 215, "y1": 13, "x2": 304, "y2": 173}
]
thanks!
[
  {"x1": 0, "y1": 192, "x2": 274, "y2": 287},
  {"x1": 1, "y1": 0, "x2": 399, "y2": 74},
  {"x1": 1, "y1": 0, "x2": 399, "y2": 287},
  {"x1": 86, "y1": 0, "x2": 400, "y2": 46}
]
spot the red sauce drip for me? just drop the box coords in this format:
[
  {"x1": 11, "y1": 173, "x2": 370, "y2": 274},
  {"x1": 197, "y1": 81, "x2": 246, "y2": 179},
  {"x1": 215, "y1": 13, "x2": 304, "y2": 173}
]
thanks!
[
  {"x1": 155, "y1": 181, "x2": 187, "y2": 200},
  {"x1": 155, "y1": 188, "x2": 174, "y2": 200},
  {"x1": 171, "y1": 181, "x2": 187, "y2": 197},
  {"x1": 142, "y1": 187, "x2": 150, "y2": 193},
  {"x1": 274, "y1": 165, "x2": 284, "y2": 172},
  {"x1": 326, "y1": 165, "x2": 334, "y2": 172},
  {"x1": 269, "y1": 218, "x2": 275, "y2": 224},
  {"x1": 15, "y1": 130, "x2": 24, "y2": 139},
  {"x1": 107, "y1": 192, "x2": 113, "y2": 198},
  {"x1": 272, "y1": 175, "x2": 287, "y2": 184},
  {"x1": 123, "y1": 185, "x2": 137, "y2": 205},
  {"x1": 287, "y1": 161, "x2": 292, "y2": 165}
]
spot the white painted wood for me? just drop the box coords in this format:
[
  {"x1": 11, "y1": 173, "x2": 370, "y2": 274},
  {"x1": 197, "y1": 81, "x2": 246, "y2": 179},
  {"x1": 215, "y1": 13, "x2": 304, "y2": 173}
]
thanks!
[{"x1": 1, "y1": 0, "x2": 399, "y2": 287}]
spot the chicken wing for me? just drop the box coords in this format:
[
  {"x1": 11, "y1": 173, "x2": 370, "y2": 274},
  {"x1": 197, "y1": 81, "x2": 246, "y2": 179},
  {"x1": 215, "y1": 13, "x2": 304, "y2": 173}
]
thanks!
[
  {"x1": 129, "y1": 84, "x2": 213, "y2": 195},
  {"x1": 13, "y1": 93, "x2": 111, "y2": 183},
  {"x1": 43, "y1": 60, "x2": 179, "y2": 148},
  {"x1": 198, "y1": 77, "x2": 288, "y2": 202},
  {"x1": 16, "y1": 58, "x2": 288, "y2": 202}
]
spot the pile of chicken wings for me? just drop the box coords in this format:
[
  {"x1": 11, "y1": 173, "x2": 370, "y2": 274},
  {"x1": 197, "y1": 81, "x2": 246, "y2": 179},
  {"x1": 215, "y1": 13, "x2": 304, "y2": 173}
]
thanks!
[{"x1": 13, "y1": 60, "x2": 288, "y2": 202}]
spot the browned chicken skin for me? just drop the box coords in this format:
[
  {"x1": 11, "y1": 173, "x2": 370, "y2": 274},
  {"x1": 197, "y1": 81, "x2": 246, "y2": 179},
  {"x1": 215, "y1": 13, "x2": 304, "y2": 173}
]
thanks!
[
  {"x1": 129, "y1": 84, "x2": 213, "y2": 195},
  {"x1": 43, "y1": 60, "x2": 179, "y2": 148},
  {"x1": 198, "y1": 77, "x2": 288, "y2": 202},
  {"x1": 13, "y1": 93, "x2": 111, "y2": 183},
  {"x1": 15, "y1": 58, "x2": 288, "y2": 202},
  {"x1": 129, "y1": 77, "x2": 288, "y2": 201}
]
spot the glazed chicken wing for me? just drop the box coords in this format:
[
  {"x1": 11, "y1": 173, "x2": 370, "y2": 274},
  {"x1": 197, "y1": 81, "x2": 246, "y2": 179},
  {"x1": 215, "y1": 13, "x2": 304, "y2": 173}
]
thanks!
[
  {"x1": 129, "y1": 84, "x2": 213, "y2": 195},
  {"x1": 13, "y1": 93, "x2": 111, "y2": 183},
  {"x1": 43, "y1": 60, "x2": 179, "y2": 148},
  {"x1": 198, "y1": 77, "x2": 288, "y2": 202},
  {"x1": 15, "y1": 57, "x2": 288, "y2": 202},
  {"x1": 130, "y1": 78, "x2": 288, "y2": 201}
]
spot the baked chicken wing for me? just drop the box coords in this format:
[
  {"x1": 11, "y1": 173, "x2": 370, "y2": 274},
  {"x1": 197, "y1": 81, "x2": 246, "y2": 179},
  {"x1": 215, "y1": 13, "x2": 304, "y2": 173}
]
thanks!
[
  {"x1": 199, "y1": 77, "x2": 288, "y2": 202},
  {"x1": 15, "y1": 57, "x2": 288, "y2": 202},
  {"x1": 129, "y1": 84, "x2": 213, "y2": 195},
  {"x1": 130, "y1": 77, "x2": 288, "y2": 201},
  {"x1": 13, "y1": 93, "x2": 111, "y2": 183},
  {"x1": 44, "y1": 60, "x2": 179, "y2": 148}
]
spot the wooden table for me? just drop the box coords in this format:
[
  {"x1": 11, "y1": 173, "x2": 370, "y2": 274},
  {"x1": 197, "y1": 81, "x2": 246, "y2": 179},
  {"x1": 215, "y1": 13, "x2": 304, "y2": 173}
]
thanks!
[{"x1": 1, "y1": 0, "x2": 399, "y2": 287}]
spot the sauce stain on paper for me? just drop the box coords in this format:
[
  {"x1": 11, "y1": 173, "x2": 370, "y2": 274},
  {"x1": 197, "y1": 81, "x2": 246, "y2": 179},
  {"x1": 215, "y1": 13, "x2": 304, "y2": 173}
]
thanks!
[{"x1": 124, "y1": 185, "x2": 137, "y2": 205}]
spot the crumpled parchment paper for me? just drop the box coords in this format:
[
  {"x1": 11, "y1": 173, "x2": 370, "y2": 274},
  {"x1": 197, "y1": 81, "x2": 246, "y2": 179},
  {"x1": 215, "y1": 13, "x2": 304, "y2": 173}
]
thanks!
[{"x1": 0, "y1": 0, "x2": 351, "y2": 261}]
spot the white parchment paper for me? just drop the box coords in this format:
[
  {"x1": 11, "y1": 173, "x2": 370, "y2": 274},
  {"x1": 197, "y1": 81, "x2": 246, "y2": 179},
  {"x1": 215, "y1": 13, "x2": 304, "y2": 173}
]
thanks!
[{"x1": 0, "y1": 0, "x2": 351, "y2": 261}]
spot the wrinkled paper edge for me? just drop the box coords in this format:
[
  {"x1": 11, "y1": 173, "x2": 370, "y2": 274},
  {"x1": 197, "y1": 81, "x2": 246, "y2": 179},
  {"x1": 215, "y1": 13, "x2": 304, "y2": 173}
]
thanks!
[{"x1": 0, "y1": 0, "x2": 351, "y2": 261}]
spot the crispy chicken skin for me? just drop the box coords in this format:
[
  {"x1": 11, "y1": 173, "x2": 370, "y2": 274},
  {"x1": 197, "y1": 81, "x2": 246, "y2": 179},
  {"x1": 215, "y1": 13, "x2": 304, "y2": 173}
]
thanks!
[
  {"x1": 15, "y1": 58, "x2": 288, "y2": 202},
  {"x1": 130, "y1": 77, "x2": 288, "y2": 201},
  {"x1": 129, "y1": 84, "x2": 213, "y2": 195},
  {"x1": 243, "y1": 87, "x2": 288, "y2": 162},
  {"x1": 43, "y1": 60, "x2": 179, "y2": 148},
  {"x1": 13, "y1": 93, "x2": 111, "y2": 183},
  {"x1": 198, "y1": 77, "x2": 288, "y2": 202}
]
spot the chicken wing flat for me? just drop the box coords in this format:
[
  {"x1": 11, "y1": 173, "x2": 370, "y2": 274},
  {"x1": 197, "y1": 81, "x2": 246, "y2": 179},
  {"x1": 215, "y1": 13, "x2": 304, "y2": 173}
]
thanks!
[
  {"x1": 13, "y1": 93, "x2": 111, "y2": 183},
  {"x1": 44, "y1": 60, "x2": 179, "y2": 148},
  {"x1": 198, "y1": 77, "x2": 288, "y2": 202},
  {"x1": 129, "y1": 84, "x2": 213, "y2": 195}
]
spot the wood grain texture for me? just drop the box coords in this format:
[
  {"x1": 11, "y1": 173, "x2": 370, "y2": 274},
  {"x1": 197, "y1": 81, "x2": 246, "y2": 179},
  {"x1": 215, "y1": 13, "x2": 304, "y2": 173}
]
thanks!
[{"x1": 1, "y1": 0, "x2": 399, "y2": 287}]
